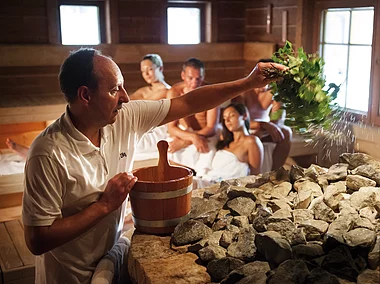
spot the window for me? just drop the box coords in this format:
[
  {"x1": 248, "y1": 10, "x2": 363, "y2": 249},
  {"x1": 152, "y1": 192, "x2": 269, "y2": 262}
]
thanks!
[
  {"x1": 319, "y1": 7, "x2": 374, "y2": 113},
  {"x1": 166, "y1": 2, "x2": 207, "y2": 44},
  {"x1": 58, "y1": 1, "x2": 106, "y2": 45},
  {"x1": 167, "y1": 7, "x2": 201, "y2": 44}
]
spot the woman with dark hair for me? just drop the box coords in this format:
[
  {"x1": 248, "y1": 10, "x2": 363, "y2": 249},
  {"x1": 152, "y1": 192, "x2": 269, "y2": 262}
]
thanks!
[{"x1": 194, "y1": 103, "x2": 263, "y2": 188}]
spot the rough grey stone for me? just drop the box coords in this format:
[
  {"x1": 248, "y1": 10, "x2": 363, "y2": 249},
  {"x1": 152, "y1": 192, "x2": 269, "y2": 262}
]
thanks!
[
  {"x1": 368, "y1": 236, "x2": 380, "y2": 269},
  {"x1": 172, "y1": 219, "x2": 213, "y2": 246},
  {"x1": 346, "y1": 175, "x2": 377, "y2": 191},
  {"x1": 326, "y1": 163, "x2": 349, "y2": 181},
  {"x1": 321, "y1": 245, "x2": 359, "y2": 282},
  {"x1": 221, "y1": 261, "x2": 270, "y2": 284},
  {"x1": 290, "y1": 165, "x2": 305, "y2": 183},
  {"x1": 231, "y1": 216, "x2": 250, "y2": 228},
  {"x1": 227, "y1": 226, "x2": 257, "y2": 261},
  {"x1": 339, "y1": 152, "x2": 380, "y2": 170},
  {"x1": 267, "y1": 259, "x2": 309, "y2": 284},
  {"x1": 351, "y1": 164, "x2": 380, "y2": 185},
  {"x1": 292, "y1": 243, "x2": 325, "y2": 261},
  {"x1": 310, "y1": 197, "x2": 337, "y2": 223},
  {"x1": 255, "y1": 231, "x2": 292, "y2": 267},
  {"x1": 226, "y1": 196, "x2": 256, "y2": 216},
  {"x1": 305, "y1": 267, "x2": 340, "y2": 284},
  {"x1": 343, "y1": 228, "x2": 376, "y2": 247},
  {"x1": 357, "y1": 269, "x2": 380, "y2": 284},
  {"x1": 207, "y1": 257, "x2": 245, "y2": 282},
  {"x1": 198, "y1": 244, "x2": 226, "y2": 263}
]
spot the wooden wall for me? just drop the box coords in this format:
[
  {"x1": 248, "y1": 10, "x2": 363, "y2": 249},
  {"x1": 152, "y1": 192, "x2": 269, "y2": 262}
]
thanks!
[
  {"x1": 245, "y1": 0, "x2": 298, "y2": 46},
  {"x1": 216, "y1": 0, "x2": 245, "y2": 42},
  {"x1": 0, "y1": 0, "x2": 49, "y2": 44},
  {"x1": 0, "y1": 0, "x2": 251, "y2": 145},
  {"x1": 0, "y1": 0, "x2": 247, "y2": 44}
]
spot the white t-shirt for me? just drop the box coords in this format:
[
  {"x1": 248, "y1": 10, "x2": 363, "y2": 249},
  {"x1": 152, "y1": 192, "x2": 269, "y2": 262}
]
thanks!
[{"x1": 22, "y1": 99, "x2": 170, "y2": 284}]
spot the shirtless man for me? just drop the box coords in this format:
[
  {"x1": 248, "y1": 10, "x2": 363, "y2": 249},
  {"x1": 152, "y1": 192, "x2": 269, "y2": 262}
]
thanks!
[
  {"x1": 129, "y1": 54, "x2": 170, "y2": 100},
  {"x1": 166, "y1": 58, "x2": 220, "y2": 175},
  {"x1": 233, "y1": 59, "x2": 292, "y2": 170}
]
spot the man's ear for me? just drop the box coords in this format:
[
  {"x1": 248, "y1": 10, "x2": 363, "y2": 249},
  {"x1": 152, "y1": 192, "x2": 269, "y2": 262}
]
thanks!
[
  {"x1": 77, "y1": 86, "x2": 91, "y2": 104},
  {"x1": 181, "y1": 70, "x2": 185, "y2": 81}
]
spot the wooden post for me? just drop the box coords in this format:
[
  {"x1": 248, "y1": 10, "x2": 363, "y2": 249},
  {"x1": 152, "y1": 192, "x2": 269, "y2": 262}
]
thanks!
[{"x1": 282, "y1": 10, "x2": 287, "y2": 42}]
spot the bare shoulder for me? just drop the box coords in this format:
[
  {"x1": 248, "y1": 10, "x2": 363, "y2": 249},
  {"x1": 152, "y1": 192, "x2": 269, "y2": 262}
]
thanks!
[
  {"x1": 167, "y1": 81, "x2": 185, "y2": 98},
  {"x1": 129, "y1": 86, "x2": 150, "y2": 100},
  {"x1": 244, "y1": 135, "x2": 261, "y2": 146}
]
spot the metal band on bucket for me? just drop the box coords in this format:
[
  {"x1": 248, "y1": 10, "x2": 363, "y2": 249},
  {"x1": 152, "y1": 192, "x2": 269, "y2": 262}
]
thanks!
[
  {"x1": 129, "y1": 184, "x2": 192, "y2": 200},
  {"x1": 132, "y1": 212, "x2": 191, "y2": 228}
]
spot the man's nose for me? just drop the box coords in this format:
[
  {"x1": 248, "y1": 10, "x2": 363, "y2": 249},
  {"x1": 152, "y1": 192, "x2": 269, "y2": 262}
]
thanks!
[{"x1": 119, "y1": 87, "x2": 130, "y2": 103}]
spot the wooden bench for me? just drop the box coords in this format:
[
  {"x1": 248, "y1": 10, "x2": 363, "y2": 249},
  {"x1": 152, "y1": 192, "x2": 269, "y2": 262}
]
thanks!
[{"x1": 0, "y1": 219, "x2": 35, "y2": 284}]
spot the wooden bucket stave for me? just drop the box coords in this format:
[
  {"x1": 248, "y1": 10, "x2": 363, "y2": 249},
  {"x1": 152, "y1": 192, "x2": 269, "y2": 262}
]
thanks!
[{"x1": 130, "y1": 141, "x2": 193, "y2": 235}]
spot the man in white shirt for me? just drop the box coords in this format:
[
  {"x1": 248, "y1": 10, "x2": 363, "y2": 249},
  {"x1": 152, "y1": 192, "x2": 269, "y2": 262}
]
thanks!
[{"x1": 22, "y1": 48, "x2": 287, "y2": 284}]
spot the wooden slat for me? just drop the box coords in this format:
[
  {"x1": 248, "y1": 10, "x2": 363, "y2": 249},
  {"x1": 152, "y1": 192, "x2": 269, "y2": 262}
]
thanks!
[
  {"x1": 2, "y1": 265, "x2": 34, "y2": 284},
  {"x1": 0, "y1": 223, "x2": 23, "y2": 270},
  {"x1": 0, "y1": 104, "x2": 66, "y2": 125},
  {"x1": 244, "y1": 42, "x2": 276, "y2": 61},
  {"x1": 5, "y1": 220, "x2": 34, "y2": 266},
  {"x1": 0, "y1": 206, "x2": 22, "y2": 224},
  {"x1": 0, "y1": 193, "x2": 23, "y2": 209},
  {"x1": 0, "y1": 43, "x2": 245, "y2": 67}
]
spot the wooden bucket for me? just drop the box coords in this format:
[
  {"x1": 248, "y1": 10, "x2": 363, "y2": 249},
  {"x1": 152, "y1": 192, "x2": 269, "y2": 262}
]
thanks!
[{"x1": 130, "y1": 140, "x2": 193, "y2": 235}]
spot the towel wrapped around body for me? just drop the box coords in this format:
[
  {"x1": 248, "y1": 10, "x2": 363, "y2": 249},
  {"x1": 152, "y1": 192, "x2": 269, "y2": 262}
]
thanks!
[
  {"x1": 134, "y1": 125, "x2": 168, "y2": 161},
  {"x1": 194, "y1": 150, "x2": 249, "y2": 188}
]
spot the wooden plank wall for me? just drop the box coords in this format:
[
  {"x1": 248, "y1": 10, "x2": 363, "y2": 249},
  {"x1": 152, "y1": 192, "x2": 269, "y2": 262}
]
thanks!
[
  {"x1": 216, "y1": 0, "x2": 245, "y2": 42},
  {"x1": 0, "y1": 0, "x2": 247, "y2": 45},
  {"x1": 245, "y1": 0, "x2": 298, "y2": 46},
  {"x1": 0, "y1": 0, "x2": 283, "y2": 147},
  {"x1": 0, "y1": 0, "x2": 49, "y2": 44},
  {"x1": 0, "y1": 43, "x2": 247, "y2": 140}
]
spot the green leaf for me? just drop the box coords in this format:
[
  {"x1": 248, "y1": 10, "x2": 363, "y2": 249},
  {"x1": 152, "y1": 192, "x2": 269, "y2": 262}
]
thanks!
[{"x1": 271, "y1": 41, "x2": 340, "y2": 134}]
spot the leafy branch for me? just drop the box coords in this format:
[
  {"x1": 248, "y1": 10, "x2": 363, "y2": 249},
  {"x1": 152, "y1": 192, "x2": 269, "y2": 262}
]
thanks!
[{"x1": 269, "y1": 41, "x2": 340, "y2": 135}]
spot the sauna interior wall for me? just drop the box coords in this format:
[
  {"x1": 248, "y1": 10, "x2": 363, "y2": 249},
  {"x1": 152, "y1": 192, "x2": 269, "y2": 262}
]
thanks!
[{"x1": 1, "y1": 0, "x2": 379, "y2": 162}]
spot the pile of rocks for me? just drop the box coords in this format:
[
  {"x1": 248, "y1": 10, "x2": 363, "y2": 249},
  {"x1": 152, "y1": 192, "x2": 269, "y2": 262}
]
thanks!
[{"x1": 171, "y1": 153, "x2": 380, "y2": 283}]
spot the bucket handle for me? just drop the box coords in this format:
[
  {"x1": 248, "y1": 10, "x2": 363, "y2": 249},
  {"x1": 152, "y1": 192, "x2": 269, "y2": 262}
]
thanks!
[{"x1": 157, "y1": 140, "x2": 170, "y2": 181}]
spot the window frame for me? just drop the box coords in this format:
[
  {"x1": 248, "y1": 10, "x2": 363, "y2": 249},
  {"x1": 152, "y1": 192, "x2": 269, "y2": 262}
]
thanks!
[
  {"x1": 57, "y1": 0, "x2": 106, "y2": 45},
  {"x1": 166, "y1": 2, "x2": 207, "y2": 44},
  {"x1": 312, "y1": 0, "x2": 380, "y2": 125}
]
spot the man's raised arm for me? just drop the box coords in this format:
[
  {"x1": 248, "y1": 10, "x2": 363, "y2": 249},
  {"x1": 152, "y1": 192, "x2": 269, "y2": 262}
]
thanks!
[{"x1": 160, "y1": 62, "x2": 287, "y2": 126}]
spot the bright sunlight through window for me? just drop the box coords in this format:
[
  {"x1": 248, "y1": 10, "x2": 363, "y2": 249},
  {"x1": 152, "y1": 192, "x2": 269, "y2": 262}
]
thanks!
[
  {"x1": 167, "y1": 7, "x2": 200, "y2": 44},
  {"x1": 60, "y1": 5, "x2": 101, "y2": 45},
  {"x1": 320, "y1": 7, "x2": 374, "y2": 113}
]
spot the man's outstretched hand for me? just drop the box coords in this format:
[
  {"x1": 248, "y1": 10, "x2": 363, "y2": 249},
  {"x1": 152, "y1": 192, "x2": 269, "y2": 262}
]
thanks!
[{"x1": 247, "y1": 62, "x2": 288, "y2": 89}]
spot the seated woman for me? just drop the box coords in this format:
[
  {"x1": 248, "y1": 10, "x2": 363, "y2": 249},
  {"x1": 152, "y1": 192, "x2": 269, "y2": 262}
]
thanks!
[
  {"x1": 129, "y1": 53, "x2": 170, "y2": 100},
  {"x1": 129, "y1": 54, "x2": 171, "y2": 160},
  {"x1": 194, "y1": 103, "x2": 263, "y2": 188}
]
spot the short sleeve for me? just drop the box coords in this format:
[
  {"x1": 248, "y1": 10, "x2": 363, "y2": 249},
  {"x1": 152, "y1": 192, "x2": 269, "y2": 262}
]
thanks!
[
  {"x1": 120, "y1": 99, "x2": 171, "y2": 136},
  {"x1": 22, "y1": 155, "x2": 65, "y2": 227}
]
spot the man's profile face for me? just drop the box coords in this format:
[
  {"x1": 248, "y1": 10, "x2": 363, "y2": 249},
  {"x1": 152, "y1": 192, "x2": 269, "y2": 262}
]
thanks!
[
  {"x1": 89, "y1": 55, "x2": 129, "y2": 126},
  {"x1": 181, "y1": 66, "x2": 204, "y2": 91}
]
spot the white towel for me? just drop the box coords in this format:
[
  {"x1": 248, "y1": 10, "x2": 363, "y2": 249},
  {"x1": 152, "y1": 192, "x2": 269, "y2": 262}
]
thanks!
[
  {"x1": 167, "y1": 131, "x2": 220, "y2": 176},
  {"x1": 0, "y1": 153, "x2": 25, "y2": 175},
  {"x1": 134, "y1": 125, "x2": 168, "y2": 161},
  {"x1": 193, "y1": 150, "x2": 250, "y2": 188}
]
